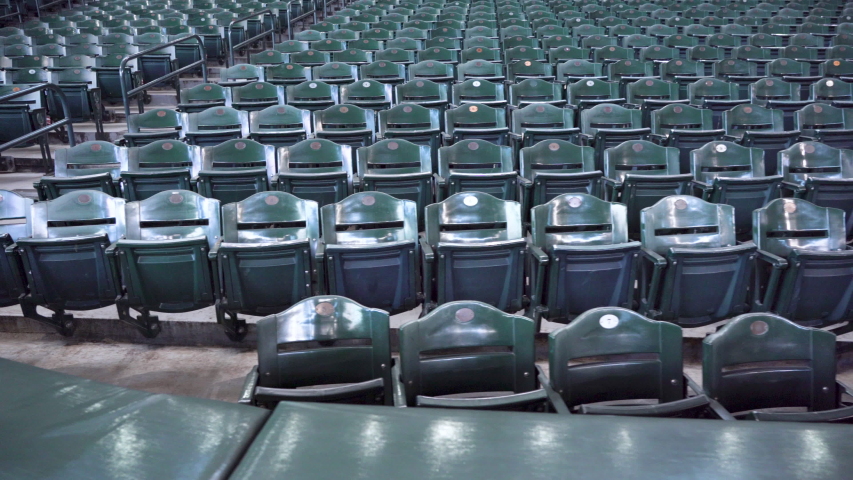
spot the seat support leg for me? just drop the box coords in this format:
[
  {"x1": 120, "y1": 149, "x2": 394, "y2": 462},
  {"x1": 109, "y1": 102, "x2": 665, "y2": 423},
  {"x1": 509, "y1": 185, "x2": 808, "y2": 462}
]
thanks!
[
  {"x1": 116, "y1": 297, "x2": 162, "y2": 338},
  {"x1": 215, "y1": 300, "x2": 248, "y2": 342},
  {"x1": 20, "y1": 300, "x2": 77, "y2": 336}
]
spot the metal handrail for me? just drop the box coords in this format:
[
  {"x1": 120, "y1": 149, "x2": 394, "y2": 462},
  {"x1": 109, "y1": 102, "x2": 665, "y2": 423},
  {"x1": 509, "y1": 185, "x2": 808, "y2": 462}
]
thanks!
[
  {"x1": 226, "y1": 9, "x2": 277, "y2": 67},
  {"x1": 35, "y1": 0, "x2": 71, "y2": 19},
  {"x1": 119, "y1": 34, "x2": 208, "y2": 121},
  {"x1": 0, "y1": 83, "x2": 76, "y2": 157}
]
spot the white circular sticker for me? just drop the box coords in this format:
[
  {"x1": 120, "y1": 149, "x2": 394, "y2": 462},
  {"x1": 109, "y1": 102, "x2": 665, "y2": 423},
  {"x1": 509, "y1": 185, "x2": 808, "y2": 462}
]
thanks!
[
  {"x1": 28, "y1": 69, "x2": 35, "y2": 74},
  {"x1": 362, "y1": 81, "x2": 370, "y2": 87},
  {"x1": 473, "y1": 80, "x2": 481, "y2": 87},
  {"x1": 586, "y1": 80, "x2": 594, "y2": 86},
  {"x1": 716, "y1": 144, "x2": 727, "y2": 153},
  {"x1": 309, "y1": 82, "x2": 317, "y2": 88},
  {"x1": 599, "y1": 314, "x2": 619, "y2": 329},
  {"x1": 463, "y1": 195, "x2": 478, "y2": 206}
]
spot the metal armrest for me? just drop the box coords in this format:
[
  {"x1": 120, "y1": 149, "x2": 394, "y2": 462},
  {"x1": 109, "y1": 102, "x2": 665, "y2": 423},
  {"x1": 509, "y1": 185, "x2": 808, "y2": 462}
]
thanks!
[
  {"x1": 208, "y1": 239, "x2": 223, "y2": 260},
  {"x1": 253, "y1": 377, "x2": 385, "y2": 403},
  {"x1": 690, "y1": 179, "x2": 713, "y2": 200},
  {"x1": 392, "y1": 362, "x2": 407, "y2": 407},
  {"x1": 416, "y1": 388, "x2": 549, "y2": 410},
  {"x1": 753, "y1": 248, "x2": 787, "y2": 311},
  {"x1": 600, "y1": 177, "x2": 622, "y2": 201},
  {"x1": 419, "y1": 236, "x2": 435, "y2": 306},
  {"x1": 638, "y1": 247, "x2": 667, "y2": 316},
  {"x1": 579, "y1": 395, "x2": 711, "y2": 417},
  {"x1": 536, "y1": 364, "x2": 570, "y2": 414},
  {"x1": 685, "y1": 374, "x2": 735, "y2": 420},
  {"x1": 238, "y1": 365, "x2": 259, "y2": 405},
  {"x1": 745, "y1": 405, "x2": 853, "y2": 423},
  {"x1": 314, "y1": 241, "x2": 325, "y2": 295}
]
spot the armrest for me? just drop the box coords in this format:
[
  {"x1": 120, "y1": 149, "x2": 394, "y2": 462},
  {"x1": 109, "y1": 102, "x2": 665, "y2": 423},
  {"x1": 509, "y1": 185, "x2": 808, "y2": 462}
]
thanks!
[
  {"x1": 579, "y1": 395, "x2": 711, "y2": 417},
  {"x1": 253, "y1": 377, "x2": 385, "y2": 404},
  {"x1": 416, "y1": 388, "x2": 548, "y2": 410},
  {"x1": 638, "y1": 247, "x2": 667, "y2": 316},
  {"x1": 684, "y1": 374, "x2": 735, "y2": 420},
  {"x1": 528, "y1": 242, "x2": 549, "y2": 265},
  {"x1": 105, "y1": 240, "x2": 123, "y2": 298},
  {"x1": 392, "y1": 362, "x2": 407, "y2": 407},
  {"x1": 238, "y1": 365, "x2": 259, "y2": 405},
  {"x1": 745, "y1": 405, "x2": 853, "y2": 423},
  {"x1": 419, "y1": 236, "x2": 434, "y2": 306},
  {"x1": 526, "y1": 241, "x2": 549, "y2": 318},
  {"x1": 419, "y1": 236, "x2": 434, "y2": 263},
  {"x1": 208, "y1": 239, "x2": 222, "y2": 260},
  {"x1": 579, "y1": 133, "x2": 593, "y2": 146},
  {"x1": 314, "y1": 241, "x2": 326, "y2": 295},
  {"x1": 690, "y1": 180, "x2": 713, "y2": 200},
  {"x1": 600, "y1": 177, "x2": 622, "y2": 201},
  {"x1": 752, "y1": 248, "x2": 787, "y2": 311},
  {"x1": 536, "y1": 364, "x2": 571, "y2": 414},
  {"x1": 648, "y1": 133, "x2": 668, "y2": 144}
]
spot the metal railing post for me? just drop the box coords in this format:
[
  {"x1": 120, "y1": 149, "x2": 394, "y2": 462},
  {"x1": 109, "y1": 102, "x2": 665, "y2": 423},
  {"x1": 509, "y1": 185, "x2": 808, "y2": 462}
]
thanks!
[
  {"x1": 0, "y1": 84, "x2": 76, "y2": 159},
  {"x1": 226, "y1": 9, "x2": 277, "y2": 67}
]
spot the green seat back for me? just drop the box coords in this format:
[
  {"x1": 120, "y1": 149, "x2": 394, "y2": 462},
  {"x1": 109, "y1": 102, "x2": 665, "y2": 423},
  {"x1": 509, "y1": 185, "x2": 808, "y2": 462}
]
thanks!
[
  {"x1": 604, "y1": 140, "x2": 681, "y2": 183},
  {"x1": 724, "y1": 104, "x2": 786, "y2": 134},
  {"x1": 264, "y1": 63, "x2": 311, "y2": 85},
  {"x1": 54, "y1": 141, "x2": 126, "y2": 181},
  {"x1": 691, "y1": 141, "x2": 765, "y2": 183},
  {"x1": 641, "y1": 195, "x2": 737, "y2": 256},
  {"x1": 508, "y1": 79, "x2": 564, "y2": 106},
  {"x1": 651, "y1": 104, "x2": 715, "y2": 136},
  {"x1": 221, "y1": 191, "x2": 318, "y2": 244},
  {"x1": 754, "y1": 198, "x2": 847, "y2": 257},
  {"x1": 531, "y1": 193, "x2": 629, "y2": 248},
  {"x1": 360, "y1": 60, "x2": 406, "y2": 83},
  {"x1": 581, "y1": 103, "x2": 643, "y2": 135},
  {"x1": 124, "y1": 189, "x2": 221, "y2": 248}
]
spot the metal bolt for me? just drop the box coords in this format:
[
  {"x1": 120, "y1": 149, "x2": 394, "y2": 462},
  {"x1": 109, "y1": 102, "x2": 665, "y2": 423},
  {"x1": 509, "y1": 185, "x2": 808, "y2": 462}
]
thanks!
[
  {"x1": 523, "y1": 371, "x2": 529, "y2": 377},
  {"x1": 381, "y1": 363, "x2": 386, "y2": 368},
  {"x1": 823, "y1": 386, "x2": 829, "y2": 392},
  {"x1": 265, "y1": 372, "x2": 270, "y2": 376},
  {"x1": 671, "y1": 379, "x2": 677, "y2": 385}
]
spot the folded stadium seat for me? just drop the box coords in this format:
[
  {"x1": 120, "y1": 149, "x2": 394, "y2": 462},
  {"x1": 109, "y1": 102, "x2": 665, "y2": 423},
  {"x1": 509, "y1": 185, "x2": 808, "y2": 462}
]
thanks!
[
  {"x1": 547, "y1": 45, "x2": 584, "y2": 66},
  {"x1": 319, "y1": 191, "x2": 419, "y2": 313},
  {"x1": 639, "y1": 195, "x2": 756, "y2": 326},
  {"x1": 0, "y1": 84, "x2": 50, "y2": 169},
  {"x1": 508, "y1": 78, "x2": 566, "y2": 107},
  {"x1": 749, "y1": 78, "x2": 810, "y2": 130},
  {"x1": 662, "y1": 34, "x2": 699, "y2": 59},
  {"x1": 328, "y1": 28, "x2": 359, "y2": 43},
  {"x1": 394, "y1": 300, "x2": 549, "y2": 410},
  {"x1": 625, "y1": 78, "x2": 687, "y2": 127},
  {"x1": 273, "y1": 139, "x2": 353, "y2": 208},
  {"x1": 526, "y1": 194, "x2": 640, "y2": 329},
  {"x1": 287, "y1": 49, "x2": 330, "y2": 67},
  {"x1": 593, "y1": 45, "x2": 634, "y2": 67},
  {"x1": 183, "y1": 106, "x2": 249, "y2": 147},
  {"x1": 421, "y1": 190, "x2": 525, "y2": 312},
  {"x1": 177, "y1": 83, "x2": 231, "y2": 114},
  {"x1": 688, "y1": 45, "x2": 724, "y2": 76},
  {"x1": 507, "y1": 59, "x2": 556, "y2": 83},
  {"x1": 607, "y1": 59, "x2": 656, "y2": 98},
  {"x1": 123, "y1": 108, "x2": 184, "y2": 147},
  {"x1": 443, "y1": 103, "x2": 509, "y2": 145},
  {"x1": 229, "y1": 82, "x2": 285, "y2": 112},
  {"x1": 778, "y1": 142, "x2": 853, "y2": 241},
  {"x1": 377, "y1": 103, "x2": 441, "y2": 165},
  {"x1": 456, "y1": 59, "x2": 504, "y2": 83},
  {"x1": 347, "y1": 38, "x2": 383, "y2": 53},
  {"x1": 504, "y1": 46, "x2": 547, "y2": 66},
  {"x1": 451, "y1": 78, "x2": 507, "y2": 109},
  {"x1": 580, "y1": 103, "x2": 651, "y2": 171},
  {"x1": 37, "y1": 141, "x2": 125, "y2": 200},
  {"x1": 248, "y1": 104, "x2": 312, "y2": 148},
  {"x1": 312, "y1": 62, "x2": 358, "y2": 86},
  {"x1": 218, "y1": 64, "x2": 265, "y2": 88},
  {"x1": 417, "y1": 46, "x2": 459, "y2": 66},
  {"x1": 355, "y1": 139, "x2": 433, "y2": 223},
  {"x1": 601, "y1": 140, "x2": 691, "y2": 237},
  {"x1": 359, "y1": 60, "x2": 406, "y2": 86},
  {"x1": 780, "y1": 45, "x2": 821, "y2": 75},
  {"x1": 196, "y1": 138, "x2": 275, "y2": 204},
  {"x1": 241, "y1": 295, "x2": 392, "y2": 406},
  {"x1": 210, "y1": 191, "x2": 320, "y2": 341},
  {"x1": 659, "y1": 58, "x2": 706, "y2": 99},
  {"x1": 765, "y1": 58, "x2": 819, "y2": 101},
  {"x1": 702, "y1": 312, "x2": 853, "y2": 422},
  {"x1": 566, "y1": 78, "x2": 625, "y2": 112},
  {"x1": 0, "y1": 190, "x2": 32, "y2": 309},
  {"x1": 313, "y1": 103, "x2": 376, "y2": 150},
  {"x1": 543, "y1": 307, "x2": 713, "y2": 416},
  {"x1": 395, "y1": 78, "x2": 450, "y2": 118},
  {"x1": 650, "y1": 104, "x2": 725, "y2": 173},
  {"x1": 687, "y1": 77, "x2": 748, "y2": 129},
  {"x1": 509, "y1": 103, "x2": 579, "y2": 153},
  {"x1": 722, "y1": 104, "x2": 801, "y2": 176},
  {"x1": 690, "y1": 140, "x2": 782, "y2": 237},
  {"x1": 374, "y1": 47, "x2": 417, "y2": 65},
  {"x1": 13, "y1": 191, "x2": 124, "y2": 336},
  {"x1": 795, "y1": 103, "x2": 853, "y2": 150},
  {"x1": 638, "y1": 46, "x2": 679, "y2": 75},
  {"x1": 110, "y1": 190, "x2": 220, "y2": 337},
  {"x1": 121, "y1": 140, "x2": 202, "y2": 201},
  {"x1": 132, "y1": 33, "x2": 178, "y2": 89},
  {"x1": 812, "y1": 78, "x2": 853, "y2": 108},
  {"x1": 284, "y1": 80, "x2": 339, "y2": 111},
  {"x1": 92, "y1": 53, "x2": 143, "y2": 107},
  {"x1": 555, "y1": 59, "x2": 605, "y2": 85},
  {"x1": 518, "y1": 138, "x2": 601, "y2": 212},
  {"x1": 274, "y1": 40, "x2": 310, "y2": 55},
  {"x1": 435, "y1": 140, "x2": 515, "y2": 201}
]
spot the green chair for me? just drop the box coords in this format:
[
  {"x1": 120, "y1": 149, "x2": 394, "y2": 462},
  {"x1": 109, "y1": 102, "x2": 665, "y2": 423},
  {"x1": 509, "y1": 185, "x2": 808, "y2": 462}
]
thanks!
[
  {"x1": 312, "y1": 62, "x2": 358, "y2": 85},
  {"x1": 285, "y1": 80, "x2": 339, "y2": 111},
  {"x1": 688, "y1": 77, "x2": 747, "y2": 129},
  {"x1": 395, "y1": 79, "x2": 450, "y2": 114},
  {"x1": 273, "y1": 139, "x2": 353, "y2": 208},
  {"x1": 451, "y1": 78, "x2": 507, "y2": 109},
  {"x1": 230, "y1": 82, "x2": 285, "y2": 112},
  {"x1": 702, "y1": 312, "x2": 853, "y2": 421},
  {"x1": 37, "y1": 142, "x2": 125, "y2": 201},
  {"x1": 183, "y1": 106, "x2": 250, "y2": 147},
  {"x1": 545, "y1": 307, "x2": 712, "y2": 416},
  {"x1": 778, "y1": 142, "x2": 853, "y2": 241},
  {"x1": 248, "y1": 104, "x2": 312, "y2": 148},
  {"x1": 340, "y1": 79, "x2": 393, "y2": 111},
  {"x1": 650, "y1": 103, "x2": 725, "y2": 172},
  {"x1": 660, "y1": 58, "x2": 706, "y2": 98},
  {"x1": 691, "y1": 141, "x2": 781, "y2": 237},
  {"x1": 178, "y1": 83, "x2": 231, "y2": 114},
  {"x1": 242, "y1": 295, "x2": 393, "y2": 406},
  {"x1": 15, "y1": 191, "x2": 125, "y2": 336},
  {"x1": 313, "y1": 104, "x2": 376, "y2": 150},
  {"x1": 508, "y1": 78, "x2": 566, "y2": 107},
  {"x1": 211, "y1": 191, "x2": 320, "y2": 341},
  {"x1": 749, "y1": 77, "x2": 809, "y2": 130},
  {"x1": 110, "y1": 190, "x2": 221, "y2": 337},
  {"x1": 602, "y1": 140, "x2": 692, "y2": 237},
  {"x1": 123, "y1": 108, "x2": 184, "y2": 147},
  {"x1": 409, "y1": 59, "x2": 457, "y2": 86},
  {"x1": 518, "y1": 139, "x2": 601, "y2": 210},
  {"x1": 625, "y1": 77, "x2": 685, "y2": 127},
  {"x1": 723, "y1": 104, "x2": 802, "y2": 176},
  {"x1": 121, "y1": 140, "x2": 202, "y2": 201},
  {"x1": 356, "y1": 139, "x2": 433, "y2": 222},
  {"x1": 377, "y1": 104, "x2": 441, "y2": 165},
  {"x1": 91, "y1": 54, "x2": 143, "y2": 107},
  {"x1": 375, "y1": 48, "x2": 416, "y2": 65},
  {"x1": 133, "y1": 33, "x2": 177, "y2": 87},
  {"x1": 220, "y1": 64, "x2": 265, "y2": 87},
  {"x1": 510, "y1": 104, "x2": 579, "y2": 151},
  {"x1": 714, "y1": 58, "x2": 761, "y2": 98},
  {"x1": 580, "y1": 103, "x2": 650, "y2": 170},
  {"x1": 566, "y1": 78, "x2": 624, "y2": 111},
  {"x1": 394, "y1": 300, "x2": 548, "y2": 410},
  {"x1": 444, "y1": 103, "x2": 509, "y2": 145},
  {"x1": 436, "y1": 140, "x2": 516, "y2": 201},
  {"x1": 507, "y1": 59, "x2": 555, "y2": 83},
  {"x1": 456, "y1": 59, "x2": 504, "y2": 83},
  {"x1": 359, "y1": 60, "x2": 406, "y2": 86},
  {"x1": 320, "y1": 191, "x2": 419, "y2": 313},
  {"x1": 795, "y1": 103, "x2": 853, "y2": 150},
  {"x1": 608, "y1": 59, "x2": 656, "y2": 98},
  {"x1": 417, "y1": 46, "x2": 459, "y2": 65},
  {"x1": 264, "y1": 63, "x2": 312, "y2": 86},
  {"x1": 196, "y1": 139, "x2": 274, "y2": 204},
  {"x1": 639, "y1": 195, "x2": 756, "y2": 326},
  {"x1": 0, "y1": 190, "x2": 31, "y2": 309},
  {"x1": 461, "y1": 45, "x2": 502, "y2": 63},
  {"x1": 420, "y1": 193, "x2": 526, "y2": 313},
  {"x1": 527, "y1": 195, "x2": 640, "y2": 330}
]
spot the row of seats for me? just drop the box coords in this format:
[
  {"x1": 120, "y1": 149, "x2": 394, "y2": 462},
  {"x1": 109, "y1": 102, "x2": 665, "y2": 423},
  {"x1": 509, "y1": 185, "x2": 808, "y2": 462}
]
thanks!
[
  {"x1": 1, "y1": 185, "x2": 850, "y2": 341},
  {"x1": 240, "y1": 295, "x2": 853, "y2": 422}
]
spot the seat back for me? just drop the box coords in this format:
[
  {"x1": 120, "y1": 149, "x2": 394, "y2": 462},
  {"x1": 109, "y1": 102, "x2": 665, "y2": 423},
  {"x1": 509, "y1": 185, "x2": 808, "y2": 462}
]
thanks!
[
  {"x1": 531, "y1": 193, "x2": 629, "y2": 248},
  {"x1": 580, "y1": 103, "x2": 643, "y2": 135},
  {"x1": 0, "y1": 190, "x2": 32, "y2": 242},
  {"x1": 724, "y1": 104, "x2": 785, "y2": 134},
  {"x1": 703, "y1": 313, "x2": 837, "y2": 413},
  {"x1": 124, "y1": 189, "x2": 221, "y2": 248},
  {"x1": 248, "y1": 104, "x2": 312, "y2": 147},
  {"x1": 221, "y1": 191, "x2": 319, "y2": 245},
  {"x1": 221, "y1": 63, "x2": 264, "y2": 84},
  {"x1": 511, "y1": 104, "x2": 574, "y2": 136},
  {"x1": 778, "y1": 142, "x2": 853, "y2": 188},
  {"x1": 54, "y1": 141, "x2": 126, "y2": 180},
  {"x1": 691, "y1": 141, "x2": 765, "y2": 183},
  {"x1": 641, "y1": 195, "x2": 737, "y2": 256},
  {"x1": 123, "y1": 140, "x2": 202, "y2": 200},
  {"x1": 184, "y1": 106, "x2": 250, "y2": 144},
  {"x1": 256, "y1": 295, "x2": 392, "y2": 400},
  {"x1": 795, "y1": 104, "x2": 853, "y2": 135},
  {"x1": 127, "y1": 108, "x2": 183, "y2": 136},
  {"x1": 276, "y1": 139, "x2": 353, "y2": 207},
  {"x1": 231, "y1": 82, "x2": 285, "y2": 110},
  {"x1": 750, "y1": 77, "x2": 799, "y2": 105},
  {"x1": 754, "y1": 198, "x2": 846, "y2": 257},
  {"x1": 321, "y1": 191, "x2": 417, "y2": 246},
  {"x1": 651, "y1": 104, "x2": 714, "y2": 136},
  {"x1": 29, "y1": 189, "x2": 125, "y2": 242},
  {"x1": 549, "y1": 307, "x2": 684, "y2": 408},
  {"x1": 425, "y1": 191, "x2": 522, "y2": 245},
  {"x1": 398, "y1": 300, "x2": 537, "y2": 405},
  {"x1": 604, "y1": 140, "x2": 681, "y2": 183}
]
